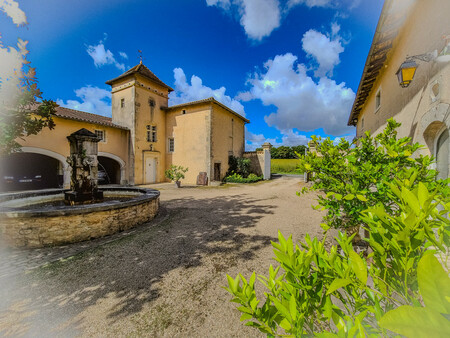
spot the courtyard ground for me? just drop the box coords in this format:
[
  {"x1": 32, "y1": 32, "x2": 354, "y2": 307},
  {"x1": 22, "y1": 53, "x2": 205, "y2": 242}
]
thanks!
[{"x1": 0, "y1": 176, "x2": 329, "y2": 337}]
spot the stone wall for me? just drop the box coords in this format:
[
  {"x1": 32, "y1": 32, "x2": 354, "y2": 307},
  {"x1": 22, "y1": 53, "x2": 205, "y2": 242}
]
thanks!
[
  {"x1": 243, "y1": 151, "x2": 263, "y2": 176},
  {"x1": 0, "y1": 188, "x2": 159, "y2": 248},
  {"x1": 243, "y1": 142, "x2": 272, "y2": 180}
]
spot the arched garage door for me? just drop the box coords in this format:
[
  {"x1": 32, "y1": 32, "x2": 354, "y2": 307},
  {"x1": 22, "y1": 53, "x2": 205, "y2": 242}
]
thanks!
[
  {"x1": 0, "y1": 153, "x2": 64, "y2": 192},
  {"x1": 98, "y1": 156, "x2": 121, "y2": 185}
]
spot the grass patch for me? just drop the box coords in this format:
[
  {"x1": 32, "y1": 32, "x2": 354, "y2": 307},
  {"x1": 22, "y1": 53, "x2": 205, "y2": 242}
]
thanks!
[{"x1": 271, "y1": 159, "x2": 303, "y2": 174}]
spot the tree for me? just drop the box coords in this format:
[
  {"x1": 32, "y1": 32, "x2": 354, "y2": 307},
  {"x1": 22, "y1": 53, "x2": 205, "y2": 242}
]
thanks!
[
  {"x1": 298, "y1": 119, "x2": 448, "y2": 231},
  {"x1": 0, "y1": 67, "x2": 57, "y2": 155}
]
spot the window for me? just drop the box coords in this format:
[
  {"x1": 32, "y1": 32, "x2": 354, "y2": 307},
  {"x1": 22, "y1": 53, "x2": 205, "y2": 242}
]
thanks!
[
  {"x1": 375, "y1": 89, "x2": 381, "y2": 112},
  {"x1": 146, "y1": 125, "x2": 157, "y2": 142},
  {"x1": 168, "y1": 138, "x2": 174, "y2": 152},
  {"x1": 95, "y1": 129, "x2": 105, "y2": 142},
  {"x1": 120, "y1": 98, "x2": 125, "y2": 108},
  {"x1": 182, "y1": 109, "x2": 186, "y2": 114},
  {"x1": 361, "y1": 117, "x2": 364, "y2": 129}
]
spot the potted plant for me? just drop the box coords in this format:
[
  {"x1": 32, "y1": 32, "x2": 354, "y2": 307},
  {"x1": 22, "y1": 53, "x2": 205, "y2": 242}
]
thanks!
[{"x1": 165, "y1": 165, "x2": 188, "y2": 188}]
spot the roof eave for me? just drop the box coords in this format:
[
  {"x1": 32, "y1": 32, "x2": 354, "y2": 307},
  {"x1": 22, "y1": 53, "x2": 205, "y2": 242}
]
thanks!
[{"x1": 164, "y1": 97, "x2": 250, "y2": 123}]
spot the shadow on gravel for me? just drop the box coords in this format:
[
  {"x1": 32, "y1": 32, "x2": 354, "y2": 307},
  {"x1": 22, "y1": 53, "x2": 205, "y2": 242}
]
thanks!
[{"x1": 0, "y1": 194, "x2": 277, "y2": 336}]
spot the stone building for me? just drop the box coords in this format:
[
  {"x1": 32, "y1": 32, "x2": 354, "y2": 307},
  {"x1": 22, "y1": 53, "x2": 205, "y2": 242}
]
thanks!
[
  {"x1": 348, "y1": 0, "x2": 450, "y2": 178},
  {"x1": 0, "y1": 62, "x2": 249, "y2": 190}
]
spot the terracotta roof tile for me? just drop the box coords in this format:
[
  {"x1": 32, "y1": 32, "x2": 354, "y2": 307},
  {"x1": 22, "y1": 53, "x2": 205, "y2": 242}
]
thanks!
[
  {"x1": 54, "y1": 106, "x2": 128, "y2": 130},
  {"x1": 105, "y1": 62, "x2": 174, "y2": 92}
]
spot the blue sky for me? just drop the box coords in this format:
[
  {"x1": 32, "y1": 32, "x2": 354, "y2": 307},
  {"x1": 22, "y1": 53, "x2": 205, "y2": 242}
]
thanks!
[{"x1": 1, "y1": 0, "x2": 383, "y2": 149}]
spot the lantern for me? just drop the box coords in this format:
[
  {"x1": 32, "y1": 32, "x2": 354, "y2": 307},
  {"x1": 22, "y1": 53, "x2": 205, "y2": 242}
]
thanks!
[{"x1": 395, "y1": 59, "x2": 418, "y2": 88}]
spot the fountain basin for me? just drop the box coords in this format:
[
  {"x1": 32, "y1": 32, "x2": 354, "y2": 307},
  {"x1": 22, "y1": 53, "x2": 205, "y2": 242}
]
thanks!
[{"x1": 0, "y1": 187, "x2": 160, "y2": 248}]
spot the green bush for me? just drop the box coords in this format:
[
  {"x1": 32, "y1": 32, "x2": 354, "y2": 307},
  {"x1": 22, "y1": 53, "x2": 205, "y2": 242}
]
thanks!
[
  {"x1": 225, "y1": 179, "x2": 450, "y2": 336},
  {"x1": 298, "y1": 118, "x2": 449, "y2": 231},
  {"x1": 224, "y1": 173, "x2": 263, "y2": 183},
  {"x1": 227, "y1": 155, "x2": 251, "y2": 178},
  {"x1": 164, "y1": 165, "x2": 188, "y2": 182}
]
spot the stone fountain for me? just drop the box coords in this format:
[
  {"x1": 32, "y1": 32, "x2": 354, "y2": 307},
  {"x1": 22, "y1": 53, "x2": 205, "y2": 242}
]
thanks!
[
  {"x1": 64, "y1": 128, "x2": 103, "y2": 205},
  {"x1": 0, "y1": 129, "x2": 160, "y2": 248}
]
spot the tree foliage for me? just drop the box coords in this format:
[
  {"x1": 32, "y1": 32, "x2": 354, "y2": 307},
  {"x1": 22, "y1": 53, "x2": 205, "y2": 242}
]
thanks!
[
  {"x1": 298, "y1": 118, "x2": 448, "y2": 230},
  {"x1": 226, "y1": 121, "x2": 450, "y2": 336},
  {"x1": 0, "y1": 60, "x2": 57, "y2": 155},
  {"x1": 270, "y1": 145, "x2": 307, "y2": 159},
  {"x1": 225, "y1": 177, "x2": 450, "y2": 336}
]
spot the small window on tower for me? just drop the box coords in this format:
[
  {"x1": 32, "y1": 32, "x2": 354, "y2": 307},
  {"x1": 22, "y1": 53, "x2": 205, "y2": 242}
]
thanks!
[
  {"x1": 120, "y1": 98, "x2": 125, "y2": 108},
  {"x1": 168, "y1": 138, "x2": 174, "y2": 153},
  {"x1": 146, "y1": 125, "x2": 157, "y2": 142}
]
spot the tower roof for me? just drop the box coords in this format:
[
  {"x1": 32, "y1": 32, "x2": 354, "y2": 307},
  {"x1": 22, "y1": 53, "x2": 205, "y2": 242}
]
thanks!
[{"x1": 105, "y1": 62, "x2": 174, "y2": 92}]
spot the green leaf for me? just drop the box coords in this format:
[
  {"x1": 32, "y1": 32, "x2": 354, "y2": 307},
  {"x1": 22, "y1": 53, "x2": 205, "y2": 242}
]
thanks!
[
  {"x1": 418, "y1": 255, "x2": 450, "y2": 314},
  {"x1": 279, "y1": 318, "x2": 292, "y2": 331},
  {"x1": 349, "y1": 251, "x2": 367, "y2": 285},
  {"x1": 417, "y1": 182, "x2": 429, "y2": 206},
  {"x1": 240, "y1": 313, "x2": 252, "y2": 321},
  {"x1": 379, "y1": 306, "x2": 450, "y2": 337},
  {"x1": 356, "y1": 194, "x2": 367, "y2": 201},
  {"x1": 289, "y1": 294, "x2": 297, "y2": 321},
  {"x1": 327, "y1": 278, "x2": 352, "y2": 295},
  {"x1": 368, "y1": 239, "x2": 385, "y2": 255},
  {"x1": 401, "y1": 186, "x2": 420, "y2": 212},
  {"x1": 344, "y1": 193, "x2": 355, "y2": 200},
  {"x1": 335, "y1": 193, "x2": 343, "y2": 201}
]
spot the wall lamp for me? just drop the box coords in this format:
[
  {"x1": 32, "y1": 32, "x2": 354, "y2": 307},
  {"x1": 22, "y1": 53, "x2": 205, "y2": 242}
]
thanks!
[
  {"x1": 396, "y1": 36, "x2": 450, "y2": 88},
  {"x1": 395, "y1": 51, "x2": 437, "y2": 88}
]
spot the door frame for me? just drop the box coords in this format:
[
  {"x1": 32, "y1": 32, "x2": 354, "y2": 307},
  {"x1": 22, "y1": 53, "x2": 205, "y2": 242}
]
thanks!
[{"x1": 143, "y1": 154, "x2": 158, "y2": 184}]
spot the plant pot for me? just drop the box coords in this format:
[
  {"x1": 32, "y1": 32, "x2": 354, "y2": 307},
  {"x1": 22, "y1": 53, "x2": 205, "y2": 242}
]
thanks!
[{"x1": 175, "y1": 181, "x2": 181, "y2": 188}]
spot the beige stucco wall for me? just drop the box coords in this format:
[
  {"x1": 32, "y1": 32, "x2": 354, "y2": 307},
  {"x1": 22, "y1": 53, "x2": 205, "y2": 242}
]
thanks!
[
  {"x1": 210, "y1": 105, "x2": 246, "y2": 180},
  {"x1": 165, "y1": 104, "x2": 211, "y2": 184},
  {"x1": 18, "y1": 116, "x2": 129, "y2": 186},
  {"x1": 110, "y1": 74, "x2": 170, "y2": 184},
  {"x1": 356, "y1": 0, "x2": 450, "y2": 161}
]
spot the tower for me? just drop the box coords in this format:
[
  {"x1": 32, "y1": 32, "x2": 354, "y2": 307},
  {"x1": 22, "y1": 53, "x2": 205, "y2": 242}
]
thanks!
[{"x1": 106, "y1": 62, "x2": 174, "y2": 184}]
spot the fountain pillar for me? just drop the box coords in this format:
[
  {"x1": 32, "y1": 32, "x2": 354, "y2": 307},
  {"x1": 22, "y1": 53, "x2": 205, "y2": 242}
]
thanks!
[{"x1": 64, "y1": 128, "x2": 103, "y2": 205}]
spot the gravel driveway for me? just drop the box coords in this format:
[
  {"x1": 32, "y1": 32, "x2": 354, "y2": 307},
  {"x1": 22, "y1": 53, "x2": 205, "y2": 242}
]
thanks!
[{"x1": 0, "y1": 176, "x2": 326, "y2": 337}]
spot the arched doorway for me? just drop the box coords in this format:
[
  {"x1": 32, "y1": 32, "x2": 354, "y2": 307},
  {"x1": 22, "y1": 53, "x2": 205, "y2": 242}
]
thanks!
[
  {"x1": 98, "y1": 156, "x2": 121, "y2": 185},
  {"x1": 0, "y1": 152, "x2": 64, "y2": 192},
  {"x1": 436, "y1": 128, "x2": 449, "y2": 179}
]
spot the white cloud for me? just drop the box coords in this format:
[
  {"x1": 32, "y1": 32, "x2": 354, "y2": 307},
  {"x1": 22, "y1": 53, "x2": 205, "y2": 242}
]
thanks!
[
  {"x1": 0, "y1": 0, "x2": 27, "y2": 26},
  {"x1": 244, "y1": 52, "x2": 355, "y2": 136},
  {"x1": 207, "y1": 0, "x2": 280, "y2": 41},
  {"x1": 301, "y1": 25, "x2": 344, "y2": 77},
  {"x1": 238, "y1": 0, "x2": 281, "y2": 41},
  {"x1": 245, "y1": 127, "x2": 310, "y2": 150},
  {"x1": 57, "y1": 86, "x2": 112, "y2": 117},
  {"x1": 86, "y1": 36, "x2": 125, "y2": 71},
  {"x1": 206, "y1": 0, "x2": 231, "y2": 9},
  {"x1": 119, "y1": 51, "x2": 128, "y2": 59},
  {"x1": 169, "y1": 67, "x2": 245, "y2": 116},
  {"x1": 287, "y1": 0, "x2": 332, "y2": 9}
]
